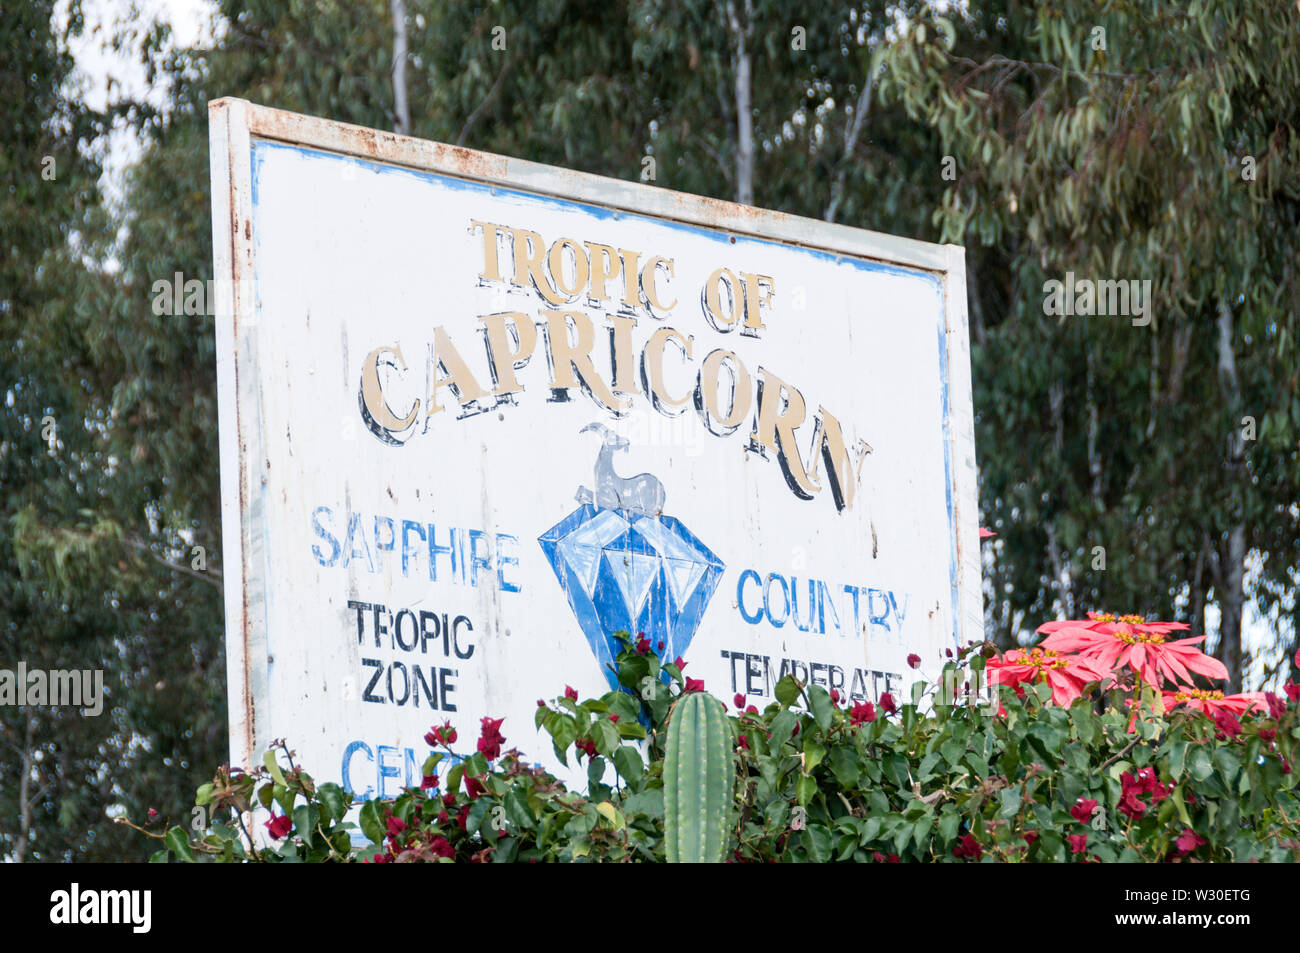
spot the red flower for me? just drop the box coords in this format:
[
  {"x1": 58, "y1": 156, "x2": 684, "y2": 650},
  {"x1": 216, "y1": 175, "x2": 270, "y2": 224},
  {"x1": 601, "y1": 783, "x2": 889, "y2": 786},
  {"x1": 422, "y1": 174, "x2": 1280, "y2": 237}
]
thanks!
[
  {"x1": 674, "y1": 656, "x2": 687, "y2": 670},
  {"x1": 147, "y1": 808, "x2": 158, "y2": 820},
  {"x1": 429, "y1": 835, "x2": 454, "y2": 859},
  {"x1": 608, "y1": 715, "x2": 619, "y2": 724},
  {"x1": 1213, "y1": 708, "x2": 1243, "y2": 739},
  {"x1": 386, "y1": 816, "x2": 407, "y2": 839},
  {"x1": 1118, "y1": 790, "x2": 1146, "y2": 820},
  {"x1": 464, "y1": 775, "x2": 485, "y2": 799},
  {"x1": 575, "y1": 736, "x2": 597, "y2": 759},
  {"x1": 1022, "y1": 831, "x2": 1038, "y2": 846},
  {"x1": 420, "y1": 773, "x2": 439, "y2": 790},
  {"x1": 424, "y1": 721, "x2": 457, "y2": 747},
  {"x1": 1260, "y1": 727, "x2": 1277, "y2": 742},
  {"x1": 830, "y1": 689, "x2": 840, "y2": 703},
  {"x1": 457, "y1": 805, "x2": 470, "y2": 830},
  {"x1": 1286, "y1": 682, "x2": 1300, "y2": 703},
  {"x1": 1067, "y1": 834, "x2": 1088, "y2": 854},
  {"x1": 1039, "y1": 613, "x2": 1225, "y2": 688},
  {"x1": 437, "y1": 810, "x2": 449, "y2": 824},
  {"x1": 745, "y1": 705, "x2": 758, "y2": 714},
  {"x1": 953, "y1": 834, "x2": 982, "y2": 860},
  {"x1": 564, "y1": 685, "x2": 579, "y2": 701},
  {"x1": 987, "y1": 647, "x2": 1112, "y2": 706},
  {"x1": 442, "y1": 792, "x2": 456, "y2": 808},
  {"x1": 737, "y1": 734, "x2": 749, "y2": 750},
  {"x1": 1266, "y1": 692, "x2": 1286, "y2": 720},
  {"x1": 872, "y1": 851, "x2": 886, "y2": 862},
  {"x1": 477, "y1": 716, "x2": 506, "y2": 761},
  {"x1": 685, "y1": 677, "x2": 705, "y2": 692},
  {"x1": 635, "y1": 636, "x2": 651, "y2": 654},
  {"x1": 907, "y1": 653, "x2": 921, "y2": 669},
  {"x1": 879, "y1": 692, "x2": 898, "y2": 715},
  {"x1": 657, "y1": 641, "x2": 664, "y2": 651},
  {"x1": 1174, "y1": 829, "x2": 1205, "y2": 856},
  {"x1": 733, "y1": 693, "x2": 746, "y2": 708},
  {"x1": 536, "y1": 698, "x2": 546, "y2": 707},
  {"x1": 849, "y1": 701, "x2": 876, "y2": 725},
  {"x1": 1070, "y1": 798, "x2": 1098, "y2": 825},
  {"x1": 264, "y1": 813, "x2": 292, "y2": 840}
]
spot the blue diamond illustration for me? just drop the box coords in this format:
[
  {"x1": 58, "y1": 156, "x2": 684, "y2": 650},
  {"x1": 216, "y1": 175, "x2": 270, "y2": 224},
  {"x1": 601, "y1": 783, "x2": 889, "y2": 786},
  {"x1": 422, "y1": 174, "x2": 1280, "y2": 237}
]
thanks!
[{"x1": 539, "y1": 504, "x2": 725, "y2": 692}]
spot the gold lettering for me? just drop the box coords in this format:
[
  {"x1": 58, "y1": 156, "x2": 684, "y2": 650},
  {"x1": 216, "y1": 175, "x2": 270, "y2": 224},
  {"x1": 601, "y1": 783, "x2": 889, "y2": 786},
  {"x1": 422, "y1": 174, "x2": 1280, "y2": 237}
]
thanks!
[
  {"x1": 702, "y1": 267, "x2": 741, "y2": 331},
  {"x1": 510, "y1": 227, "x2": 566, "y2": 305},
  {"x1": 478, "y1": 311, "x2": 538, "y2": 396},
  {"x1": 359, "y1": 344, "x2": 419, "y2": 441},
  {"x1": 541, "y1": 310, "x2": 628, "y2": 412},
  {"x1": 640, "y1": 255, "x2": 677, "y2": 313},
  {"x1": 696, "y1": 348, "x2": 751, "y2": 434},
  {"x1": 428, "y1": 326, "x2": 488, "y2": 416},
  {"x1": 618, "y1": 248, "x2": 641, "y2": 308},
  {"x1": 607, "y1": 314, "x2": 641, "y2": 396},
  {"x1": 547, "y1": 237, "x2": 590, "y2": 300},
  {"x1": 470, "y1": 220, "x2": 510, "y2": 282},
  {"x1": 640, "y1": 326, "x2": 694, "y2": 415},
  {"x1": 740, "y1": 272, "x2": 774, "y2": 335},
  {"x1": 753, "y1": 368, "x2": 817, "y2": 498},
  {"x1": 585, "y1": 241, "x2": 621, "y2": 302}
]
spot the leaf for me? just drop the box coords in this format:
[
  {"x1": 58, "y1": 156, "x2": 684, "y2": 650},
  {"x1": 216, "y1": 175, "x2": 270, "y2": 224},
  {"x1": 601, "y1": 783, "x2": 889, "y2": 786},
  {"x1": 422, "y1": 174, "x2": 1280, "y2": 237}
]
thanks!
[
  {"x1": 828, "y1": 747, "x2": 861, "y2": 788},
  {"x1": 318, "y1": 783, "x2": 347, "y2": 824},
  {"x1": 613, "y1": 745, "x2": 644, "y2": 787},
  {"x1": 359, "y1": 799, "x2": 384, "y2": 843},
  {"x1": 775, "y1": 675, "x2": 802, "y2": 708},
  {"x1": 263, "y1": 749, "x2": 285, "y2": 786},
  {"x1": 809, "y1": 685, "x2": 833, "y2": 730},
  {"x1": 164, "y1": 827, "x2": 194, "y2": 863},
  {"x1": 1190, "y1": 746, "x2": 1213, "y2": 782}
]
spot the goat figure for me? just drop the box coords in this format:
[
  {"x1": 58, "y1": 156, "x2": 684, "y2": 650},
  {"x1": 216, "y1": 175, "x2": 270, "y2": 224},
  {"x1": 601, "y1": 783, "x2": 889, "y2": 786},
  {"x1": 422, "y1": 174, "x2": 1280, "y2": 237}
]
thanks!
[{"x1": 575, "y1": 422, "x2": 667, "y2": 516}]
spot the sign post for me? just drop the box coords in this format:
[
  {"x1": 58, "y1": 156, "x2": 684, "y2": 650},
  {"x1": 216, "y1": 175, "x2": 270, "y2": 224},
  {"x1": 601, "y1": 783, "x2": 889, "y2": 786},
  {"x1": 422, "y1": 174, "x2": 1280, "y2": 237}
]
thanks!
[{"x1": 210, "y1": 99, "x2": 983, "y2": 800}]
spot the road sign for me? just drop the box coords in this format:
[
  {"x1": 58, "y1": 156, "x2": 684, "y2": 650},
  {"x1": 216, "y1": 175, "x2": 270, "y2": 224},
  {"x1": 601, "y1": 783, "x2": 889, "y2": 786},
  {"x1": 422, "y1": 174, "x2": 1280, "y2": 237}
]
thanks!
[{"x1": 210, "y1": 99, "x2": 981, "y2": 799}]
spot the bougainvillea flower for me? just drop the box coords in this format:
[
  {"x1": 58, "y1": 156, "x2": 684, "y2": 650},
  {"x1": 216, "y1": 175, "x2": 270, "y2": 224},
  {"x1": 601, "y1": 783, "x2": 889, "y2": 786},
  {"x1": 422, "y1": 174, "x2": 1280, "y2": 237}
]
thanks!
[
  {"x1": 733, "y1": 693, "x2": 746, "y2": 708},
  {"x1": 1067, "y1": 834, "x2": 1088, "y2": 854},
  {"x1": 264, "y1": 813, "x2": 292, "y2": 840},
  {"x1": 635, "y1": 636, "x2": 651, "y2": 654},
  {"x1": 464, "y1": 775, "x2": 485, "y2": 799},
  {"x1": 1266, "y1": 692, "x2": 1287, "y2": 719},
  {"x1": 952, "y1": 834, "x2": 982, "y2": 860},
  {"x1": 420, "y1": 773, "x2": 438, "y2": 790},
  {"x1": 986, "y1": 647, "x2": 1112, "y2": 706},
  {"x1": 907, "y1": 653, "x2": 921, "y2": 669},
  {"x1": 684, "y1": 677, "x2": 705, "y2": 692},
  {"x1": 477, "y1": 716, "x2": 506, "y2": 761},
  {"x1": 429, "y1": 835, "x2": 454, "y2": 859},
  {"x1": 1161, "y1": 688, "x2": 1268, "y2": 719},
  {"x1": 1286, "y1": 682, "x2": 1300, "y2": 703},
  {"x1": 564, "y1": 685, "x2": 578, "y2": 701},
  {"x1": 879, "y1": 692, "x2": 898, "y2": 715},
  {"x1": 1174, "y1": 829, "x2": 1205, "y2": 856},
  {"x1": 1070, "y1": 798, "x2": 1098, "y2": 825},
  {"x1": 849, "y1": 701, "x2": 876, "y2": 725},
  {"x1": 1038, "y1": 613, "x2": 1225, "y2": 688}
]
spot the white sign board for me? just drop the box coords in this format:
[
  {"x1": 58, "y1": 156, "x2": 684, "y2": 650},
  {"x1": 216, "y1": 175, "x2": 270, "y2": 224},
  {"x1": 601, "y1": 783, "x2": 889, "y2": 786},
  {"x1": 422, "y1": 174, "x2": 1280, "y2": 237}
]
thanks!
[{"x1": 210, "y1": 100, "x2": 982, "y2": 800}]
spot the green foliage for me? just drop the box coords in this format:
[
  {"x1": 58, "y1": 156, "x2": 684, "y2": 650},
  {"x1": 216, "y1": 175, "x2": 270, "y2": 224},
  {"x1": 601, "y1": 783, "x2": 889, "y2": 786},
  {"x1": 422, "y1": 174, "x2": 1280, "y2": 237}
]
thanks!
[
  {"x1": 140, "y1": 638, "x2": 1300, "y2": 862},
  {"x1": 664, "y1": 690, "x2": 734, "y2": 863}
]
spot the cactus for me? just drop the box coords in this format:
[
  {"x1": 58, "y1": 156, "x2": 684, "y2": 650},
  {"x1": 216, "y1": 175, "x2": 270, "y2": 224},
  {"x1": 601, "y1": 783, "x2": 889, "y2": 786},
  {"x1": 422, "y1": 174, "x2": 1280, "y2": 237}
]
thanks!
[{"x1": 664, "y1": 691, "x2": 734, "y2": 863}]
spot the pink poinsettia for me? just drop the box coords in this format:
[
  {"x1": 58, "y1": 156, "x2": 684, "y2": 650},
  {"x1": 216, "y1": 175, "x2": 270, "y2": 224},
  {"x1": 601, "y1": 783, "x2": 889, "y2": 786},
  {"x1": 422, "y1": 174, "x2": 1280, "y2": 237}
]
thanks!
[
  {"x1": 986, "y1": 647, "x2": 1112, "y2": 706},
  {"x1": 1161, "y1": 688, "x2": 1268, "y2": 719},
  {"x1": 1037, "y1": 612, "x2": 1227, "y2": 689}
]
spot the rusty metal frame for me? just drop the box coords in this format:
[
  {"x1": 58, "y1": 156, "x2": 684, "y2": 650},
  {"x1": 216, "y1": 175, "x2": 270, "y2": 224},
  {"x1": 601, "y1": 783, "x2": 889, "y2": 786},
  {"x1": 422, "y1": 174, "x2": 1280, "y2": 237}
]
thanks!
[{"x1": 209, "y1": 98, "x2": 984, "y2": 770}]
